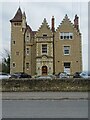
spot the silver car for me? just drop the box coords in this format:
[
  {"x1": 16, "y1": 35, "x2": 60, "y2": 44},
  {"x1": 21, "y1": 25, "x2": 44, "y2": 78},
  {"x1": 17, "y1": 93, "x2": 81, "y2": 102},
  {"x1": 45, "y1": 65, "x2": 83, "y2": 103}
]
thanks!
[
  {"x1": 58, "y1": 72, "x2": 69, "y2": 78},
  {"x1": 80, "y1": 72, "x2": 90, "y2": 79},
  {"x1": 0, "y1": 73, "x2": 10, "y2": 79},
  {"x1": 36, "y1": 75, "x2": 52, "y2": 80}
]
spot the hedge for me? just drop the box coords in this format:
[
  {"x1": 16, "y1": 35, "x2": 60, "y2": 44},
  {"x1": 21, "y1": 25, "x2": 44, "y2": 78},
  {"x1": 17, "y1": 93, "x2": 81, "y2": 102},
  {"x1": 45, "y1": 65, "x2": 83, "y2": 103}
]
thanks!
[{"x1": 0, "y1": 78, "x2": 90, "y2": 92}]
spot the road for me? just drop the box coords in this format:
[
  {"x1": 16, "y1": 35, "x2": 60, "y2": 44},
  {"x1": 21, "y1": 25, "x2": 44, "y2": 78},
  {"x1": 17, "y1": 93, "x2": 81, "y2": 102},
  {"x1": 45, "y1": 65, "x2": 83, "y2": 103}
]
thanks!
[
  {"x1": 2, "y1": 99, "x2": 88, "y2": 118},
  {"x1": 2, "y1": 92, "x2": 88, "y2": 100},
  {"x1": 1, "y1": 92, "x2": 89, "y2": 118}
]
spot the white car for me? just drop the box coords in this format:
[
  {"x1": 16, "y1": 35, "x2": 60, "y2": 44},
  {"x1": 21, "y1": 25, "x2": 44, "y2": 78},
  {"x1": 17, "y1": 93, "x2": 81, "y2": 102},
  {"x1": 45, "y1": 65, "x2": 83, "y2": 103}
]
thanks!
[
  {"x1": 0, "y1": 73, "x2": 10, "y2": 79},
  {"x1": 58, "y1": 72, "x2": 69, "y2": 78},
  {"x1": 80, "y1": 72, "x2": 90, "y2": 79}
]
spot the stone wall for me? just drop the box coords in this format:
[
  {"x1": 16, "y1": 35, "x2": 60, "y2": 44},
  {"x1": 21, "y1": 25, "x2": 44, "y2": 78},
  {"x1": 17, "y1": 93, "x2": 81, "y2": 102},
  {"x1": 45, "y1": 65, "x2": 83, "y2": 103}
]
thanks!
[{"x1": 1, "y1": 78, "x2": 90, "y2": 92}]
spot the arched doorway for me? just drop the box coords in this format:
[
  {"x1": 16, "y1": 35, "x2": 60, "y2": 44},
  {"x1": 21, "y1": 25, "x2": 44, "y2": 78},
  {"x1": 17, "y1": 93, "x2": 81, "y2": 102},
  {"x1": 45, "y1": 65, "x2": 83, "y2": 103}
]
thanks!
[{"x1": 42, "y1": 66, "x2": 47, "y2": 75}]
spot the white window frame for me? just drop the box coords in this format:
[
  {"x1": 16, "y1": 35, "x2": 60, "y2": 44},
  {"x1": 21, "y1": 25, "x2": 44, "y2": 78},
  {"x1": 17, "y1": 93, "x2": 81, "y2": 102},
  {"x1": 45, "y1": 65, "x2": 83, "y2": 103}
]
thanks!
[
  {"x1": 42, "y1": 44, "x2": 47, "y2": 54},
  {"x1": 26, "y1": 48, "x2": 30, "y2": 55},
  {"x1": 63, "y1": 46, "x2": 70, "y2": 55},
  {"x1": 60, "y1": 32, "x2": 73, "y2": 40}
]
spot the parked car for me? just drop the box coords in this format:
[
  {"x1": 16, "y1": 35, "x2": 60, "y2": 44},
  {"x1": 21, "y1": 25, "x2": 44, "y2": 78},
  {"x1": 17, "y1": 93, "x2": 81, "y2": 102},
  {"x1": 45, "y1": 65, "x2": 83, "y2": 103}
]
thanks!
[
  {"x1": 73, "y1": 71, "x2": 90, "y2": 78},
  {"x1": 36, "y1": 75, "x2": 52, "y2": 80},
  {"x1": 57, "y1": 72, "x2": 69, "y2": 78},
  {"x1": 73, "y1": 72, "x2": 81, "y2": 78},
  {"x1": 10, "y1": 72, "x2": 32, "y2": 78},
  {"x1": 0, "y1": 73, "x2": 11, "y2": 79},
  {"x1": 80, "y1": 72, "x2": 90, "y2": 79},
  {"x1": 48, "y1": 74, "x2": 56, "y2": 79}
]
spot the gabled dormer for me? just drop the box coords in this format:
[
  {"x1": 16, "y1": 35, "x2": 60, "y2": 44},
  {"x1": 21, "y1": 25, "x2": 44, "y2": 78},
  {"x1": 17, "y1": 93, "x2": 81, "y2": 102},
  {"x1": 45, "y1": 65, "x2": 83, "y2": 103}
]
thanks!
[
  {"x1": 36, "y1": 18, "x2": 53, "y2": 38},
  {"x1": 56, "y1": 14, "x2": 81, "y2": 36}
]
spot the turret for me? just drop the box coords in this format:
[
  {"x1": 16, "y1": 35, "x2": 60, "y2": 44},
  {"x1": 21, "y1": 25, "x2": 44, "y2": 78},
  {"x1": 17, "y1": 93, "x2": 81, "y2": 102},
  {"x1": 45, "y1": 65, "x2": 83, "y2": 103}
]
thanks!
[
  {"x1": 10, "y1": 7, "x2": 25, "y2": 74},
  {"x1": 22, "y1": 11, "x2": 26, "y2": 31},
  {"x1": 10, "y1": 7, "x2": 22, "y2": 22}
]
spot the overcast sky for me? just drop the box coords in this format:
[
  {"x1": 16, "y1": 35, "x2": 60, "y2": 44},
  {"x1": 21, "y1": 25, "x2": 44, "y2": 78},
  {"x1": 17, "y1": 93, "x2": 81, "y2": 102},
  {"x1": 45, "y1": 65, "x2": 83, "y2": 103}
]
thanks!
[{"x1": 0, "y1": 0, "x2": 89, "y2": 71}]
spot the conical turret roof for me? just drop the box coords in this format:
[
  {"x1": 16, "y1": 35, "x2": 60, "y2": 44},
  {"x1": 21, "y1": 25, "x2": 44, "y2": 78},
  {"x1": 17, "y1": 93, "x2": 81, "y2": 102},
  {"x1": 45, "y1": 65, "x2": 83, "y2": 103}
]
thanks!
[{"x1": 10, "y1": 7, "x2": 22, "y2": 22}]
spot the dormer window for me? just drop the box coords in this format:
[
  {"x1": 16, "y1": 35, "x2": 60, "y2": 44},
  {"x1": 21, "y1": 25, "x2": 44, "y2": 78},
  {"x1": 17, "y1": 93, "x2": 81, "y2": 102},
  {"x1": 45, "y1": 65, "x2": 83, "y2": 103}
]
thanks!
[
  {"x1": 43, "y1": 34, "x2": 47, "y2": 37},
  {"x1": 60, "y1": 32, "x2": 73, "y2": 40}
]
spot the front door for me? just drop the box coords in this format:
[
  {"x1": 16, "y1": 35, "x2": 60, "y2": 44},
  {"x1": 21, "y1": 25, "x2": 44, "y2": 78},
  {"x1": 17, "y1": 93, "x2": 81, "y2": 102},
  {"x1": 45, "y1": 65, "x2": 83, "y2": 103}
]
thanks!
[
  {"x1": 42, "y1": 66, "x2": 47, "y2": 75},
  {"x1": 64, "y1": 62, "x2": 71, "y2": 74}
]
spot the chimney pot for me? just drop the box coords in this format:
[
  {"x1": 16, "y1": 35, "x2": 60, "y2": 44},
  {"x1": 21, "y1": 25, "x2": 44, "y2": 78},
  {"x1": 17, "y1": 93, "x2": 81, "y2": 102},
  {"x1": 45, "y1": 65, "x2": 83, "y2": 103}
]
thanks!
[
  {"x1": 51, "y1": 16, "x2": 55, "y2": 32},
  {"x1": 74, "y1": 14, "x2": 79, "y2": 30}
]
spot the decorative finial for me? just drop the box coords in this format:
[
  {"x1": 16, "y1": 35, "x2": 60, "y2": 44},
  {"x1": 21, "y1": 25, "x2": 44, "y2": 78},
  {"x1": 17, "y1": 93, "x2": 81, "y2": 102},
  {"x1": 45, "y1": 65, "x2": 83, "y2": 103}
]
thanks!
[
  {"x1": 19, "y1": 0, "x2": 20, "y2": 8},
  {"x1": 65, "y1": 14, "x2": 68, "y2": 18},
  {"x1": 23, "y1": 11, "x2": 26, "y2": 18},
  {"x1": 44, "y1": 18, "x2": 46, "y2": 23}
]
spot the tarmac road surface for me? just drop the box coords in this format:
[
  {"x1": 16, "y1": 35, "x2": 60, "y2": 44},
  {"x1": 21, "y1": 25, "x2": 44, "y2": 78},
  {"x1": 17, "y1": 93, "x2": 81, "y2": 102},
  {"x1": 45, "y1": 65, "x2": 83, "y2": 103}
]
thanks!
[{"x1": 2, "y1": 92, "x2": 88, "y2": 100}]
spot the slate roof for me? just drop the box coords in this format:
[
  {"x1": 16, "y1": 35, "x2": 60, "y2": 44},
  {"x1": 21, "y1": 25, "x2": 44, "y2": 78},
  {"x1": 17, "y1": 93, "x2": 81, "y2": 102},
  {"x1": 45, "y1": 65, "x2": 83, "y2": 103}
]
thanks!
[
  {"x1": 26, "y1": 24, "x2": 37, "y2": 36},
  {"x1": 26, "y1": 25, "x2": 32, "y2": 32},
  {"x1": 10, "y1": 7, "x2": 22, "y2": 22}
]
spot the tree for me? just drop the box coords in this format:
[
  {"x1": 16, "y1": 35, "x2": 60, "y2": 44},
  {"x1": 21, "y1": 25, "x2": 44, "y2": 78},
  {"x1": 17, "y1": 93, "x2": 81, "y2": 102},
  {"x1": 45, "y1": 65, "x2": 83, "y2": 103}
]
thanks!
[{"x1": 1, "y1": 49, "x2": 10, "y2": 73}]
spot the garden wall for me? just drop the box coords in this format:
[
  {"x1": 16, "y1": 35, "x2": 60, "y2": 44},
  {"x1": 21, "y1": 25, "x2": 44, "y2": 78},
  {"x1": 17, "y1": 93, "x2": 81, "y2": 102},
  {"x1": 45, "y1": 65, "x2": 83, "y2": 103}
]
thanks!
[{"x1": 1, "y1": 78, "x2": 90, "y2": 92}]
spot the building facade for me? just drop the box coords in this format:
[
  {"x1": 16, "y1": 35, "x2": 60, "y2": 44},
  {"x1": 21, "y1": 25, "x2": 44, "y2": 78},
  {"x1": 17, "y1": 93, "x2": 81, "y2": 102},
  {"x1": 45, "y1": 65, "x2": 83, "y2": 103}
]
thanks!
[{"x1": 10, "y1": 7, "x2": 82, "y2": 76}]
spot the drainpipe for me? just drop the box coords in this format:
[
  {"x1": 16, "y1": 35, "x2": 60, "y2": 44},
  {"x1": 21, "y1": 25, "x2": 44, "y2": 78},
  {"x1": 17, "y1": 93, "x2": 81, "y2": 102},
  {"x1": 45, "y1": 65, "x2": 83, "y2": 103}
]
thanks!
[
  {"x1": 51, "y1": 16, "x2": 55, "y2": 74},
  {"x1": 23, "y1": 29, "x2": 26, "y2": 73}
]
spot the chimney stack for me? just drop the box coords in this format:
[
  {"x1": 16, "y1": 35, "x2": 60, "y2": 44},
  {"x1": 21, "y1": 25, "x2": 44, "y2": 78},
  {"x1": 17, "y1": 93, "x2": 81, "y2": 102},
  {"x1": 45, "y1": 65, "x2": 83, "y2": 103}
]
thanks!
[
  {"x1": 51, "y1": 16, "x2": 55, "y2": 32},
  {"x1": 74, "y1": 14, "x2": 79, "y2": 30}
]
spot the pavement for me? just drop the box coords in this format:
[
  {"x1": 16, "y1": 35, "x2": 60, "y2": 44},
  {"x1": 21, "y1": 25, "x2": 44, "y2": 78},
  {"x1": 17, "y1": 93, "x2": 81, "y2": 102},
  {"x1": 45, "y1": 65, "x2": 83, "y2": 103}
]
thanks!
[{"x1": 1, "y1": 92, "x2": 89, "y2": 100}]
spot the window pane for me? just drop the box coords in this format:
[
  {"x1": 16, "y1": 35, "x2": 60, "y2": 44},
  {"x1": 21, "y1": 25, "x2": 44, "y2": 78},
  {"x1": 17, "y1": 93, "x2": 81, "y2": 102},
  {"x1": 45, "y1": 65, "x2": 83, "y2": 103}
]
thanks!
[
  {"x1": 64, "y1": 50, "x2": 69, "y2": 54},
  {"x1": 64, "y1": 36, "x2": 66, "y2": 39},
  {"x1": 13, "y1": 41, "x2": 15, "y2": 44},
  {"x1": 64, "y1": 46, "x2": 70, "y2": 55},
  {"x1": 42, "y1": 44, "x2": 47, "y2": 53},
  {"x1": 13, "y1": 63, "x2": 15, "y2": 67},
  {"x1": 26, "y1": 32, "x2": 30, "y2": 41},
  {"x1": 61, "y1": 36, "x2": 63, "y2": 39},
  {"x1": 69, "y1": 33, "x2": 73, "y2": 39},
  {"x1": 60, "y1": 32, "x2": 73, "y2": 40},
  {"x1": 43, "y1": 34, "x2": 47, "y2": 37},
  {"x1": 16, "y1": 52, "x2": 19, "y2": 55},
  {"x1": 26, "y1": 48, "x2": 29, "y2": 55},
  {"x1": 26, "y1": 63, "x2": 29, "y2": 69},
  {"x1": 64, "y1": 62, "x2": 70, "y2": 68}
]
